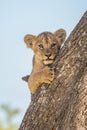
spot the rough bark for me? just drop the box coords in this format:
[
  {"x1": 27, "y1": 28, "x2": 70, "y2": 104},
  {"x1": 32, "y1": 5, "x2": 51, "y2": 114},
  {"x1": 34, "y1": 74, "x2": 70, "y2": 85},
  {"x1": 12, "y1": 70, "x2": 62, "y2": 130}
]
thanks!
[{"x1": 19, "y1": 11, "x2": 87, "y2": 130}]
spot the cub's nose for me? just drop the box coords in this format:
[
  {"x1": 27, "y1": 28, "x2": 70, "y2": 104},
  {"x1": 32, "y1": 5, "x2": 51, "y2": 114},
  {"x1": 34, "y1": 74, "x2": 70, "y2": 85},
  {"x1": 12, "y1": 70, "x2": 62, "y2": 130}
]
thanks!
[{"x1": 45, "y1": 53, "x2": 51, "y2": 58}]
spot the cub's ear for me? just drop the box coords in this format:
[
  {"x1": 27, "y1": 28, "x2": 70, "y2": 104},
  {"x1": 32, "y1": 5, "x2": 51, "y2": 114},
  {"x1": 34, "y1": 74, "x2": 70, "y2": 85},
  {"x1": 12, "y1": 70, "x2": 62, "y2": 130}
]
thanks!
[
  {"x1": 24, "y1": 34, "x2": 36, "y2": 48},
  {"x1": 54, "y1": 29, "x2": 66, "y2": 46}
]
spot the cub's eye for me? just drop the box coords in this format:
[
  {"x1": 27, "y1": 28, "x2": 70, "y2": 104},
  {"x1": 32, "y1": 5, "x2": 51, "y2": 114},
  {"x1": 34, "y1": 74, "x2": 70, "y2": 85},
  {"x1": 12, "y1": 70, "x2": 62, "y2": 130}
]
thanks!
[
  {"x1": 38, "y1": 44, "x2": 44, "y2": 49},
  {"x1": 51, "y1": 43, "x2": 56, "y2": 48}
]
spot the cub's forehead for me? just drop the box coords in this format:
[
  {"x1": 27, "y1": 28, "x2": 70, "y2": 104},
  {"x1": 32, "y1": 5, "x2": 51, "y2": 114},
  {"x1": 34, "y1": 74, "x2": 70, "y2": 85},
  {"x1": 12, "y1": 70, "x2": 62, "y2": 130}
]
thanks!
[{"x1": 36, "y1": 32, "x2": 55, "y2": 43}]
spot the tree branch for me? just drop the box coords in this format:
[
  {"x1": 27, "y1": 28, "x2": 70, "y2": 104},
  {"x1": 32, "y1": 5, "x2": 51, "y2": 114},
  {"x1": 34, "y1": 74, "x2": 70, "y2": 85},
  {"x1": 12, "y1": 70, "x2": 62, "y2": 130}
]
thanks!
[{"x1": 19, "y1": 11, "x2": 87, "y2": 130}]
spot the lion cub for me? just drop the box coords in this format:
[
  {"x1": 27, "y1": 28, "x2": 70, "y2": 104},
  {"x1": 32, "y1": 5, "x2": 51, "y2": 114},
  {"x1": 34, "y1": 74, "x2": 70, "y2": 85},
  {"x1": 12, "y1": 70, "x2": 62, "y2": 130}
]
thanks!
[{"x1": 23, "y1": 29, "x2": 66, "y2": 94}]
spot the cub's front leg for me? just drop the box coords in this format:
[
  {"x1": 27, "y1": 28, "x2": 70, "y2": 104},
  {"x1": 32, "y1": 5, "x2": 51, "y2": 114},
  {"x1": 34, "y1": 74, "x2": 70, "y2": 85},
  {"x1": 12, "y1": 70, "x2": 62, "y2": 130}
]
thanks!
[{"x1": 28, "y1": 67, "x2": 54, "y2": 94}]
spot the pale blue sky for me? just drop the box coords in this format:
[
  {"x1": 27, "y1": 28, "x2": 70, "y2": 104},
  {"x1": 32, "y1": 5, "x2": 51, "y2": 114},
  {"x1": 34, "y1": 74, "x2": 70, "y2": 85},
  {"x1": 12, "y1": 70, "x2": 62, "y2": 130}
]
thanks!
[{"x1": 0, "y1": 0, "x2": 87, "y2": 125}]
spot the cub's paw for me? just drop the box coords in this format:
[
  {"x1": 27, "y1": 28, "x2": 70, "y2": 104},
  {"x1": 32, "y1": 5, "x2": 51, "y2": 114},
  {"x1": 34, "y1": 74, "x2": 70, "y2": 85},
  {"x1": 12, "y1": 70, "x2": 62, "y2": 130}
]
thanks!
[{"x1": 42, "y1": 67, "x2": 54, "y2": 84}]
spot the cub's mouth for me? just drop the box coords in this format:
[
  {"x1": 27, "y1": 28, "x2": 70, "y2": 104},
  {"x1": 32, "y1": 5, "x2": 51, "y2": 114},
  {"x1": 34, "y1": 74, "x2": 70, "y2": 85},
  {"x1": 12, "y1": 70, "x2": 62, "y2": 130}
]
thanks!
[
  {"x1": 43, "y1": 58, "x2": 54, "y2": 65},
  {"x1": 42, "y1": 54, "x2": 56, "y2": 65}
]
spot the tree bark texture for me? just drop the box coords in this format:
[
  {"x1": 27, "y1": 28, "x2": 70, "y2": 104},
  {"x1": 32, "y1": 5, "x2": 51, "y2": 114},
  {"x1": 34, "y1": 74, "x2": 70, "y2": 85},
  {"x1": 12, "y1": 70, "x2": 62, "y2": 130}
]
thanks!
[{"x1": 19, "y1": 11, "x2": 87, "y2": 130}]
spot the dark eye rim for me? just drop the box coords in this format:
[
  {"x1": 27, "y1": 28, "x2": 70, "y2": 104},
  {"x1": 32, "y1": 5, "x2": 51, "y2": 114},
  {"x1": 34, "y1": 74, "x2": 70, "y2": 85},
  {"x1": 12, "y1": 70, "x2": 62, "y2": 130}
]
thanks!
[
  {"x1": 51, "y1": 43, "x2": 56, "y2": 48},
  {"x1": 38, "y1": 44, "x2": 44, "y2": 49}
]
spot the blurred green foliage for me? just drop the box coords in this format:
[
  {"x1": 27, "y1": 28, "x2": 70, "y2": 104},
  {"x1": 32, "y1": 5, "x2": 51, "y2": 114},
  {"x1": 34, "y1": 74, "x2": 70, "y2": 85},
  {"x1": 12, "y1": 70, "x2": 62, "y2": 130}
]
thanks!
[{"x1": 0, "y1": 104, "x2": 20, "y2": 130}]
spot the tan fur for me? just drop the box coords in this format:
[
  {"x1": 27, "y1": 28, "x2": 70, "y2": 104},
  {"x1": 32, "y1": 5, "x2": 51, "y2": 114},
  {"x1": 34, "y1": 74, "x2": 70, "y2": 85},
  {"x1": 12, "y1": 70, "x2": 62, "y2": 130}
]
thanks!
[{"x1": 24, "y1": 29, "x2": 66, "y2": 94}]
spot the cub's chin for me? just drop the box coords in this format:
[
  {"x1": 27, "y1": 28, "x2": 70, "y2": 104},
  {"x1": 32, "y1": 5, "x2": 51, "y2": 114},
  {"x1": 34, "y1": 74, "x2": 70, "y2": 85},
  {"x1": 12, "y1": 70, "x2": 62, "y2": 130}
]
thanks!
[{"x1": 43, "y1": 59, "x2": 54, "y2": 65}]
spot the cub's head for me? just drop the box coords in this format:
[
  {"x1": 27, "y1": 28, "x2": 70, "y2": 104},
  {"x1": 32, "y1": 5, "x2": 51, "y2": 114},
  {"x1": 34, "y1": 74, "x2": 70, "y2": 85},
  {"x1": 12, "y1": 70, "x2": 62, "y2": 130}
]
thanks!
[{"x1": 24, "y1": 29, "x2": 66, "y2": 65}]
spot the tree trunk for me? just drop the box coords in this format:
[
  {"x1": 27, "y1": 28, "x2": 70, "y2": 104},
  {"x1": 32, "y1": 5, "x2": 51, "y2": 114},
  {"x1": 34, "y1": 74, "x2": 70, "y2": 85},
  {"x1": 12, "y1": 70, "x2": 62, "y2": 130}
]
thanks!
[{"x1": 19, "y1": 11, "x2": 87, "y2": 130}]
